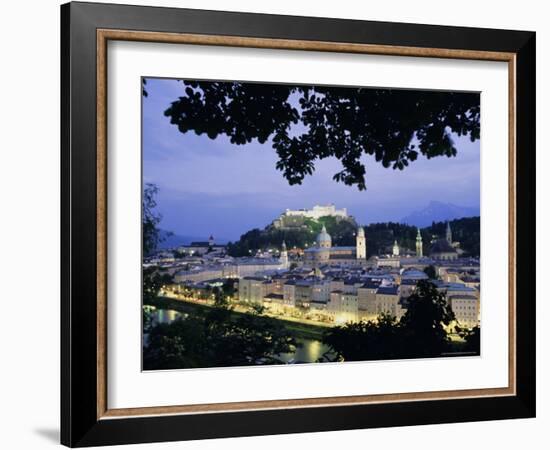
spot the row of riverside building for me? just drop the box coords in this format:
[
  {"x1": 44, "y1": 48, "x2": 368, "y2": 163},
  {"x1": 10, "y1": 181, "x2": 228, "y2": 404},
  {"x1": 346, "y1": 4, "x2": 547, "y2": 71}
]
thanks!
[{"x1": 237, "y1": 264, "x2": 480, "y2": 328}]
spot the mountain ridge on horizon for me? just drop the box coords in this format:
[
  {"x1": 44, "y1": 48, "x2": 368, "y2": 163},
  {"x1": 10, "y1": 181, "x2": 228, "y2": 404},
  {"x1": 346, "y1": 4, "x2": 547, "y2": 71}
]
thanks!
[{"x1": 400, "y1": 201, "x2": 480, "y2": 228}]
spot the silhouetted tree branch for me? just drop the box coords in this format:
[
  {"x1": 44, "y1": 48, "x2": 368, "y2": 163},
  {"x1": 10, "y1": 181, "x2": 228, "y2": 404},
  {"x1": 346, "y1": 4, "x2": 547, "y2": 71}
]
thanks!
[{"x1": 159, "y1": 80, "x2": 479, "y2": 190}]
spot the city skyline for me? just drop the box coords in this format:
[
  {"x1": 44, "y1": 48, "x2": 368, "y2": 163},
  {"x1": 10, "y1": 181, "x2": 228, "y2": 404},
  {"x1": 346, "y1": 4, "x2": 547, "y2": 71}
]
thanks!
[
  {"x1": 142, "y1": 78, "x2": 481, "y2": 371},
  {"x1": 143, "y1": 78, "x2": 480, "y2": 242}
]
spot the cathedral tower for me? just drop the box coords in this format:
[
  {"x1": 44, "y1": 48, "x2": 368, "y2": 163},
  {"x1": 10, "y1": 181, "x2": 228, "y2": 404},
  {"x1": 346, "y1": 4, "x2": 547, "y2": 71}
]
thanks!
[
  {"x1": 356, "y1": 227, "x2": 366, "y2": 259},
  {"x1": 416, "y1": 228, "x2": 423, "y2": 257}
]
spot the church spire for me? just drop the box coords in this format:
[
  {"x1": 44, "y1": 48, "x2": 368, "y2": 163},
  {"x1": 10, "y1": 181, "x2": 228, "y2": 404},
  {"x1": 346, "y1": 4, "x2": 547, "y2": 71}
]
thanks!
[
  {"x1": 392, "y1": 240, "x2": 400, "y2": 256},
  {"x1": 279, "y1": 240, "x2": 289, "y2": 268},
  {"x1": 446, "y1": 221, "x2": 453, "y2": 244},
  {"x1": 356, "y1": 226, "x2": 366, "y2": 259},
  {"x1": 416, "y1": 228, "x2": 423, "y2": 257}
]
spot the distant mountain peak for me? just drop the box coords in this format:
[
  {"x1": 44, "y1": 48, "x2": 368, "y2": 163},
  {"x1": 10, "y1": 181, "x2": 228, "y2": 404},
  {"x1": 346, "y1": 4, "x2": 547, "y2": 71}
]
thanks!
[{"x1": 401, "y1": 201, "x2": 479, "y2": 227}]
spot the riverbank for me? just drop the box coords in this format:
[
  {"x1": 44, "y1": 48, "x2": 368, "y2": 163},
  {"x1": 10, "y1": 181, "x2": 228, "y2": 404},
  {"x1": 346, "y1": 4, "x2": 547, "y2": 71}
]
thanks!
[{"x1": 147, "y1": 296, "x2": 327, "y2": 341}]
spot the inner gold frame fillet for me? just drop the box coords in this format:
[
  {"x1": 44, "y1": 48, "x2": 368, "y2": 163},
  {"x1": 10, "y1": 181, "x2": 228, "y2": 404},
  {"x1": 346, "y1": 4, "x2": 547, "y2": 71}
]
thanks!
[{"x1": 96, "y1": 29, "x2": 517, "y2": 420}]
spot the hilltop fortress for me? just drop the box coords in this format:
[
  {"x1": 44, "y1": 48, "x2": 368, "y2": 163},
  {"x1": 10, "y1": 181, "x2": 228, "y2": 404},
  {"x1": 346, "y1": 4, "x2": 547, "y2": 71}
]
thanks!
[
  {"x1": 272, "y1": 204, "x2": 355, "y2": 229},
  {"x1": 284, "y1": 204, "x2": 348, "y2": 220}
]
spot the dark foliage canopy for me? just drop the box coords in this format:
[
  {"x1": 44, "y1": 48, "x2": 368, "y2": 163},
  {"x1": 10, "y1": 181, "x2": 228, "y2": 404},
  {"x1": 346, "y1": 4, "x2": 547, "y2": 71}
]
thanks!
[
  {"x1": 322, "y1": 281, "x2": 459, "y2": 361},
  {"x1": 143, "y1": 292, "x2": 297, "y2": 370},
  {"x1": 161, "y1": 80, "x2": 480, "y2": 190},
  {"x1": 143, "y1": 183, "x2": 162, "y2": 255}
]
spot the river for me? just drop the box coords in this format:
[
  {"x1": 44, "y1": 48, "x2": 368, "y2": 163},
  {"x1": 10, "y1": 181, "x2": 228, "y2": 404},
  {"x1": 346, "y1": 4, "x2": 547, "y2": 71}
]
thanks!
[{"x1": 149, "y1": 307, "x2": 334, "y2": 364}]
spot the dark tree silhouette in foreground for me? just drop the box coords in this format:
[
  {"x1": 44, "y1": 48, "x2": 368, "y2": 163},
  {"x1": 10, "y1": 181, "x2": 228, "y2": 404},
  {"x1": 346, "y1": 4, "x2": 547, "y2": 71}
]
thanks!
[
  {"x1": 321, "y1": 314, "x2": 402, "y2": 361},
  {"x1": 458, "y1": 326, "x2": 481, "y2": 355},
  {"x1": 158, "y1": 80, "x2": 480, "y2": 190},
  {"x1": 322, "y1": 281, "x2": 458, "y2": 361},
  {"x1": 142, "y1": 182, "x2": 176, "y2": 330},
  {"x1": 399, "y1": 280, "x2": 456, "y2": 357},
  {"x1": 423, "y1": 264, "x2": 438, "y2": 280},
  {"x1": 143, "y1": 182, "x2": 162, "y2": 256},
  {"x1": 142, "y1": 269, "x2": 173, "y2": 305},
  {"x1": 144, "y1": 289, "x2": 298, "y2": 370}
]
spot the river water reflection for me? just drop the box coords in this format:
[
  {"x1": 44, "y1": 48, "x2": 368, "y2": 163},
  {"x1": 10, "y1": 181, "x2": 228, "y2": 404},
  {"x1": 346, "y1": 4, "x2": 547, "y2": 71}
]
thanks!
[
  {"x1": 277, "y1": 339, "x2": 333, "y2": 364},
  {"x1": 152, "y1": 308, "x2": 183, "y2": 325}
]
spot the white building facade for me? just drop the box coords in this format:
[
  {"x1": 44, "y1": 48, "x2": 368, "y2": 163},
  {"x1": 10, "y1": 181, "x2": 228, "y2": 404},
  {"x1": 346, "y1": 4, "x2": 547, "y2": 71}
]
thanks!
[{"x1": 283, "y1": 204, "x2": 348, "y2": 220}]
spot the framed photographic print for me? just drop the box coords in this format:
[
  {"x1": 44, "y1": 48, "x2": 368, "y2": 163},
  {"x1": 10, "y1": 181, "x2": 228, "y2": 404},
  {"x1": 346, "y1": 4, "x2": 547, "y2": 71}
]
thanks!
[{"x1": 61, "y1": 1, "x2": 536, "y2": 447}]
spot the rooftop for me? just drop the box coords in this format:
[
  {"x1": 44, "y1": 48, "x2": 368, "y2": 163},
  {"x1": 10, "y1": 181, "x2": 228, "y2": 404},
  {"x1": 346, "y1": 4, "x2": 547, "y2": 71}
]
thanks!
[
  {"x1": 377, "y1": 286, "x2": 400, "y2": 296},
  {"x1": 360, "y1": 280, "x2": 382, "y2": 289},
  {"x1": 449, "y1": 295, "x2": 478, "y2": 301},
  {"x1": 401, "y1": 269, "x2": 429, "y2": 280},
  {"x1": 241, "y1": 276, "x2": 266, "y2": 281},
  {"x1": 430, "y1": 239, "x2": 457, "y2": 254},
  {"x1": 235, "y1": 257, "x2": 282, "y2": 265}
]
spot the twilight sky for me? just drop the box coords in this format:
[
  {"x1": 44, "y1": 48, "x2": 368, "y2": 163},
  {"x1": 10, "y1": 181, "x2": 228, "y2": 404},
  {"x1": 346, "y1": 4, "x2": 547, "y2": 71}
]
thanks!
[{"x1": 143, "y1": 78, "x2": 480, "y2": 243}]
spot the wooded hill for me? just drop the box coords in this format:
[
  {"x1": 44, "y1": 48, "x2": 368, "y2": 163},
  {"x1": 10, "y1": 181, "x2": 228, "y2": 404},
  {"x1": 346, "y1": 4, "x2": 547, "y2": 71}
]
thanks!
[{"x1": 225, "y1": 216, "x2": 480, "y2": 258}]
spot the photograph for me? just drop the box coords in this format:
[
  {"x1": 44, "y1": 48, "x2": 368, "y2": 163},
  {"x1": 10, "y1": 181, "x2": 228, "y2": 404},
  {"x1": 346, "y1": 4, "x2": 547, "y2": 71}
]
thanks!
[
  {"x1": 141, "y1": 78, "x2": 482, "y2": 371},
  {"x1": 52, "y1": 1, "x2": 537, "y2": 447}
]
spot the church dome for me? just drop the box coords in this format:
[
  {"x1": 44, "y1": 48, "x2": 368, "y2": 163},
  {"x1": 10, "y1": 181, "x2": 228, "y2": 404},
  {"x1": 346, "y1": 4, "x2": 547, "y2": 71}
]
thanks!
[{"x1": 316, "y1": 225, "x2": 332, "y2": 248}]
